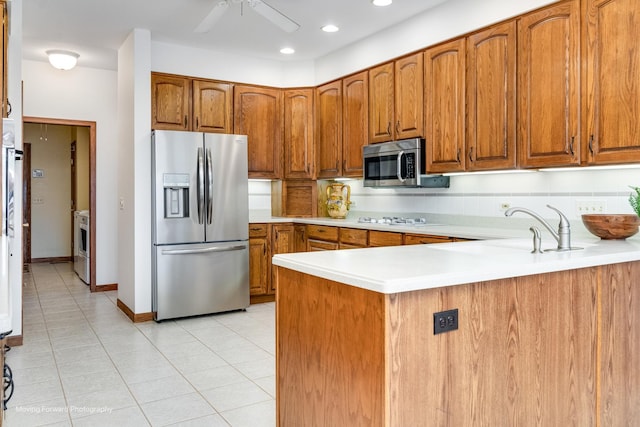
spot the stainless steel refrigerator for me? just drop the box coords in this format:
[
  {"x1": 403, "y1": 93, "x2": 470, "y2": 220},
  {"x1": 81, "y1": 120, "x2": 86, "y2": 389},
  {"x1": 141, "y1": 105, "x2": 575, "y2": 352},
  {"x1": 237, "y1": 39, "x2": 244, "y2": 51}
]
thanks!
[{"x1": 152, "y1": 130, "x2": 249, "y2": 321}]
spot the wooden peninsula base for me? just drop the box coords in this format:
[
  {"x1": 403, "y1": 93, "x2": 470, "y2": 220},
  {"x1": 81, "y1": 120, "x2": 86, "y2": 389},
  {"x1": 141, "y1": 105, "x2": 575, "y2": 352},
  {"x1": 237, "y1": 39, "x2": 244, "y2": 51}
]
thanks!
[{"x1": 275, "y1": 262, "x2": 640, "y2": 426}]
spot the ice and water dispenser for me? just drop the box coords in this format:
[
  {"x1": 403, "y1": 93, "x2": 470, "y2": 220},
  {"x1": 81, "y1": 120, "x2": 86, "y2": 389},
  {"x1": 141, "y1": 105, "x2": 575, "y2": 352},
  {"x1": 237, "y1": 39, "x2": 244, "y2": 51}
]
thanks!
[{"x1": 163, "y1": 173, "x2": 190, "y2": 218}]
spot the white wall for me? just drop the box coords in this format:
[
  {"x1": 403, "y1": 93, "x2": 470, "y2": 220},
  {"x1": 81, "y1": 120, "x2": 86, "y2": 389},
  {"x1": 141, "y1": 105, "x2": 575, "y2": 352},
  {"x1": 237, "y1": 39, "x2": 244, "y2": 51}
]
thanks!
[
  {"x1": 314, "y1": 0, "x2": 557, "y2": 84},
  {"x1": 22, "y1": 60, "x2": 119, "y2": 286}
]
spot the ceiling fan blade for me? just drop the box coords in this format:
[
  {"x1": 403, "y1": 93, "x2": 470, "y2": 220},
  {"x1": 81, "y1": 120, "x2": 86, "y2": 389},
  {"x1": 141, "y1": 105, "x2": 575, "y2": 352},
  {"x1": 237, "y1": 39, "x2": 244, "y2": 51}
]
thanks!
[
  {"x1": 248, "y1": 0, "x2": 300, "y2": 33},
  {"x1": 194, "y1": 0, "x2": 230, "y2": 33}
]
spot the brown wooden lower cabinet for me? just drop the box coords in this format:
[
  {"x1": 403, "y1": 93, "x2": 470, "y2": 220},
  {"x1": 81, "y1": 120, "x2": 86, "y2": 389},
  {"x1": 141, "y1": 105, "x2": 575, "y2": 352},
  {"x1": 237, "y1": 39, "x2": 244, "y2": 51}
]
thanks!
[
  {"x1": 369, "y1": 230, "x2": 403, "y2": 247},
  {"x1": 276, "y1": 261, "x2": 640, "y2": 426},
  {"x1": 403, "y1": 233, "x2": 452, "y2": 245}
]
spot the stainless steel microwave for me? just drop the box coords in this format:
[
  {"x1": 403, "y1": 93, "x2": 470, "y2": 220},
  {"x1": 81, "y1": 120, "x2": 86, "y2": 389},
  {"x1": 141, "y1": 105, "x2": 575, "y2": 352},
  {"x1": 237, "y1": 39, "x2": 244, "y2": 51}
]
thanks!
[{"x1": 362, "y1": 138, "x2": 449, "y2": 188}]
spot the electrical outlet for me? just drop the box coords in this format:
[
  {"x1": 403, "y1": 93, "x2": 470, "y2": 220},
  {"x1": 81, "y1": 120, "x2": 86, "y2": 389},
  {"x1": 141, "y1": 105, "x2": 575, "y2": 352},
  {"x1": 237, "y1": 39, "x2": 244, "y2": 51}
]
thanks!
[
  {"x1": 499, "y1": 201, "x2": 511, "y2": 211},
  {"x1": 434, "y1": 309, "x2": 458, "y2": 335},
  {"x1": 575, "y1": 200, "x2": 606, "y2": 216}
]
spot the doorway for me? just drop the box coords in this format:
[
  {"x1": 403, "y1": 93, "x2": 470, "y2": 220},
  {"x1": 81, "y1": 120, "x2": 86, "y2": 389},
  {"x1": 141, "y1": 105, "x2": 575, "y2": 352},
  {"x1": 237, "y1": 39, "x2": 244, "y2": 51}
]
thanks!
[{"x1": 22, "y1": 117, "x2": 97, "y2": 291}]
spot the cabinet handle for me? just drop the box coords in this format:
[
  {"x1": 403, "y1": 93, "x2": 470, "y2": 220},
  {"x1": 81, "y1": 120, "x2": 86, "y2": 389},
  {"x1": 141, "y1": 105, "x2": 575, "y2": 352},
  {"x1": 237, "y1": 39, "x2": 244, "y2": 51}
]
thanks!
[
  {"x1": 387, "y1": 122, "x2": 391, "y2": 136},
  {"x1": 196, "y1": 117, "x2": 199, "y2": 129},
  {"x1": 396, "y1": 120, "x2": 400, "y2": 134},
  {"x1": 568, "y1": 136, "x2": 575, "y2": 156},
  {"x1": 456, "y1": 148, "x2": 461, "y2": 163},
  {"x1": 468, "y1": 147, "x2": 474, "y2": 163},
  {"x1": 588, "y1": 135, "x2": 595, "y2": 155},
  {"x1": 184, "y1": 115, "x2": 188, "y2": 128}
]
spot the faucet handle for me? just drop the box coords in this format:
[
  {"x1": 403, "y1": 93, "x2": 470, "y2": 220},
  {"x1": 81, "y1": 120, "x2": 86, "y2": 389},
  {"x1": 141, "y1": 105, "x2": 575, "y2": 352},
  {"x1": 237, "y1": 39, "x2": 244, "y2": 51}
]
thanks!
[{"x1": 546, "y1": 205, "x2": 570, "y2": 227}]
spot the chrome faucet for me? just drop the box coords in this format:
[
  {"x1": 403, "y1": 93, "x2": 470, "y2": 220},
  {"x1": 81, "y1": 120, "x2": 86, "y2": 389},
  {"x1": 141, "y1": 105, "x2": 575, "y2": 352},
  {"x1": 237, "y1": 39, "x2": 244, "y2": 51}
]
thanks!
[{"x1": 505, "y1": 205, "x2": 573, "y2": 251}]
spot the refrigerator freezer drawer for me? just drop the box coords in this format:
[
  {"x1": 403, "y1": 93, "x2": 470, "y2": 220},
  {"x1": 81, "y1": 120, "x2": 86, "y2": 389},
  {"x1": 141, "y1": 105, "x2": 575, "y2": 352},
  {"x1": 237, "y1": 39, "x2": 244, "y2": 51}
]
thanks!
[{"x1": 153, "y1": 241, "x2": 249, "y2": 320}]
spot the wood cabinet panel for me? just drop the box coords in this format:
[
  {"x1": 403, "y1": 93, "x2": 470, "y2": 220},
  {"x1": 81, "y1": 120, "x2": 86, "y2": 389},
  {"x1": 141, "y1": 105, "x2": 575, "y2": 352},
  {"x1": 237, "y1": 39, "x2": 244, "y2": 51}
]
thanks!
[
  {"x1": 403, "y1": 234, "x2": 452, "y2": 245},
  {"x1": 316, "y1": 80, "x2": 343, "y2": 178},
  {"x1": 368, "y1": 230, "x2": 403, "y2": 247},
  {"x1": 339, "y1": 227, "x2": 368, "y2": 246},
  {"x1": 599, "y1": 261, "x2": 640, "y2": 426},
  {"x1": 151, "y1": 74, "x2": 191, "y2": 131},
  {"x1": 369, "y1": 62, "x2": 395, "y2": 143},
  {"x1": 342, "y1": 72, "x2": 368, "y2": 177},
  {"x1": 584, "y1": 0, "x2": 640, "y2": 164},
  {"x1": 394, "y1": 53, "x2": 423, "y2": 140},
  {"x1": 192, "y1": 80, "x2": 233, "y2": 133},
  {"x1": 249, "y1": 233, "x2": 269, "y2": 296},
  {"x1": 518, "y1": 1, "x2": 580, "y2": 168},
  {"x1": 249, "y1": 223, "x2": 268, "y2": 238},
  {"x1": 294, "y1": 224, "x2": 307, "y2": 253},
  {"x1": 306, "y1": 224, "x2": 339, "y2": 242},
  {"x1": 284, "y1": 89, "x2": 315, "y2": 179},
  {"x1": 234, "y1": 85, "x2": 283, "y2": 179},
  {"x1": 307, "y1": 239, "x2": 339, "y2": 251},
  {"x1": 270, "y1": 224, "x2": 295, "y2": 293},
  {"x1": 424, "y1": 39, "x2": 467, "y2": 173},
  {"x1": 466, "y1": 21, "x2": 517, "y2": 170}
]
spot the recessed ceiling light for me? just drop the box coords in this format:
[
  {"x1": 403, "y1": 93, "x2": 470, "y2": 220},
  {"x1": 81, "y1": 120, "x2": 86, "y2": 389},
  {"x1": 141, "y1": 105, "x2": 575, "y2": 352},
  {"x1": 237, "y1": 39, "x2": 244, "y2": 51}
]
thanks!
[
  {"x1": 280, "y1": 47, "x2": 295, "y2": 55},
  {"x1": 321, "y1": 24, "x2": 339, "y2": 33},
  {"x1": 372, "y1": 0, "x2": 392, "y2": 6}
]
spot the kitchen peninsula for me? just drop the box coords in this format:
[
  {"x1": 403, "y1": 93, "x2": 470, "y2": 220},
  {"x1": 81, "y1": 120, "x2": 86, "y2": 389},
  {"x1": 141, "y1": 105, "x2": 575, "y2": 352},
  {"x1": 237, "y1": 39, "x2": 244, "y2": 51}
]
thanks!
[{"x1": 273, "y1": 237, "x2": 640, "y2": 426}]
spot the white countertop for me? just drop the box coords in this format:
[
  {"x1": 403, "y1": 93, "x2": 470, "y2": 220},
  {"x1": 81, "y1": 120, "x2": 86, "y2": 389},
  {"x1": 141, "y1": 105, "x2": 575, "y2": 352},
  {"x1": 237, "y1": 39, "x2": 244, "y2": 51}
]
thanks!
[
  {"x1": 0, "y1": 236, "x2": 11, "y2": 335},
  {"x1": 272, "y1": 236, "x2": 640, "y2": 294}
]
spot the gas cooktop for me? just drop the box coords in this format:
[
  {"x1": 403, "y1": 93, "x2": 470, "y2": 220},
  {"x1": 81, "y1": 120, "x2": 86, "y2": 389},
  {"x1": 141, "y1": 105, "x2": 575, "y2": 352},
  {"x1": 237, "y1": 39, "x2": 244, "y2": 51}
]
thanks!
[{"x1": 357, "y1": 216, "x2": 428, "y2": 226}]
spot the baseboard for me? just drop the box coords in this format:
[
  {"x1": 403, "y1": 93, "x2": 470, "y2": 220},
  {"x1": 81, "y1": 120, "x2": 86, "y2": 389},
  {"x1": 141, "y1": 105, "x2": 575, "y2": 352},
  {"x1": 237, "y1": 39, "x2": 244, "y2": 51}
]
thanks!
[
  {"x1": 95, "y1": 283, "x2": 117, "y2": 292},
  {"x1": 6, "y1": 335, "x2": 23, "y2": 347},
  {"x1": 250, "y1": 294, "x2": 275, "y2": 304},
  {"x1": 30, "y1": 256, "x2": 73, "y2": 263},
  {"x1": 117, "y1": 298, "x2": 155, "y2": 323}
]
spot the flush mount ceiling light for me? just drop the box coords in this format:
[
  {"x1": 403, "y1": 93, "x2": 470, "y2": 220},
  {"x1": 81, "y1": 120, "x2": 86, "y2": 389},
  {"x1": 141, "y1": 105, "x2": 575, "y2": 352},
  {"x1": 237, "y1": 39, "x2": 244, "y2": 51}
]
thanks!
[
  {"x1": 46, "y1": 50, "x2": 79, "y2": 70},
  {"x1": 321, "y1": 24, "x2": 339, "y2": 33},
  {"x1": 280, "y1": 47, "x2": 295, "y2": 54},
  {"x1": 372, "y1": 0, "x2": 392, "y2": 6}
]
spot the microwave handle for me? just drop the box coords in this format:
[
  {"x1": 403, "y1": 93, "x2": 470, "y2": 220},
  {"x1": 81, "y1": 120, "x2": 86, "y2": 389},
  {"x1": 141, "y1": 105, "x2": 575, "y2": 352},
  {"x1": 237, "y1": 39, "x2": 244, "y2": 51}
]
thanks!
[{"x1": 396, "y1": 151, "x2": 406, "y2": 182}]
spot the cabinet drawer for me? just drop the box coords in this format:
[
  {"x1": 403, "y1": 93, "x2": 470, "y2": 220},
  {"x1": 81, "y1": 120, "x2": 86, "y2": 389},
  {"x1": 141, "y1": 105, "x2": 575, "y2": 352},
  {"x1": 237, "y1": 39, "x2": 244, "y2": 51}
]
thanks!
[
  {"x1": 249, "y1": 223, "x2": 269, "y2": 238},
  {"x1": 306, "y1": 225, "x2": 339, "y2": 242},
  {"x1": 403, "y1": 234, "x2": 452, "y2": 245},
  {"x1": 307, "y1": 239, "x2": 339, "y2": 251},
  {"x1": 339, "y1": 228, "x2": 368, "y2": 246},
  {"x1": 369, "y1": 230, "x2": 403, "y2": 247}
]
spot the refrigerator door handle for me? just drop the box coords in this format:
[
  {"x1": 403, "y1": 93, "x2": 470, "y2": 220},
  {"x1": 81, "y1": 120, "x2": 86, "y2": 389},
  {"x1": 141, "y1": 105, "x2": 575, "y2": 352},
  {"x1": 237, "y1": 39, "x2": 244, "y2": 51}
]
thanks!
[
  {"x1": 196, "y1": 147, "x2": 205, "y2": 224},
  {"x1": 206, "y1": 147, "x2": 213, "y2": 224},
  {"x1": 161, "y1": 244, "x2": 247, "y2": 255}
]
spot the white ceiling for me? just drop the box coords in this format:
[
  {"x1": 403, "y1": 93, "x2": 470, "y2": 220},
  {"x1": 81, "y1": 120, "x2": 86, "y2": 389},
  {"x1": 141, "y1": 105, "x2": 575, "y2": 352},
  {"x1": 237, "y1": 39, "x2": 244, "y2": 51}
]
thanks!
[{"x1": 22, "y1": 0, "x2": 450, "y2": 71}]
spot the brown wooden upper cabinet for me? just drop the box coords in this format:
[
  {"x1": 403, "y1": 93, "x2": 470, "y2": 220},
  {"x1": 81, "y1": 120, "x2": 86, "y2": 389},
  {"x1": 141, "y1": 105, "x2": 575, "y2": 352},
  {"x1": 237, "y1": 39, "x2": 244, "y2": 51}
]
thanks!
[
  {"x1": 424, "y1": 39, "x2": 467, "y2": 173},
  {"x1": 517, "y1": 0, "x2": 580, "y2": 168},
  {"x1": 316, "y1": 80, "x2": 342, "y2": 178},
  {"x1": 192, "y1": 80, "x2": 233, "y2": 133},
  {"x1": 342, "y1": 71, "x2": 369, "y2": 177},
  {"x1": 152, "y1": 74, "x2": 191, "y2": 131},
  {"x1": 234, "y1": 85, "x2": 283, "y2": 179},
  {"x1": 584, "y1": 0, "x2": 640, "y2": 164},
  {"x1": 369, "y1": 53, "x2": 423, "y2": 144},
  {"x1": 284, "y1": 89, "x2": 314, "y2": 179},
  {"x1": 151, "y1": 73, "x2": 233, "y2": 133},
  {"x1": 466, "y1": 21, "x2": 517, "y2": 171}
]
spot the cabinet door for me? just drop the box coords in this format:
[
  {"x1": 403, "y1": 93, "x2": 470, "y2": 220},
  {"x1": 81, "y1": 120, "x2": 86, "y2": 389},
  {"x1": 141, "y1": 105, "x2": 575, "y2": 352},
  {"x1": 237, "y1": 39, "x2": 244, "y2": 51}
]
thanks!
[
  {"x1": 424, "y1": 39, "x2": 467, "y2": 173},
  {"x1": 395, "y1": 53, "x2": 424, "y2": 139},
  {"x1": 342, "y1": 72, "x2": 368, "y2": 177},
  {"x1": 151, "y1": 74, "x2": 191, "y2": 131},
  {"x1": 316, "y1": 81, "x2": 343, "y2": 178},
  {"x1": 284, "y1": 89, "x2": 315, "y2": 179},
  {"x1": 466, "y1": 21, "x2": 517, "y2": 171},
  {"x1": 234, "y1": 85, "x2": 283, "y2": 179},
  {"x1": 192, "y1": 80, "x2": 233, "y2": 133},
  {"x1": 584, "y1": 0, "x2": 640, "y2": 164},
  {"x1": 307, "y1": 239, "x2": 339, "y2": 251},
  {"x1": 369, "y1": 230, "x2": 403, "y2": 247},
  {"x1": 271, "y1": 224, "x2": 295, "y2": 293},
  {"x1": 368, "y1": 62, "x2": 395, "y2": 143},
  {"x1": 249, "y1": 236, "x2": 269, "y2": 296},
  {"x1": 518, "y1": 1, "x2": 580, "y2": 168},
  {"x1": 294, "y1": 224, "x2": 307, "y2": 252}
]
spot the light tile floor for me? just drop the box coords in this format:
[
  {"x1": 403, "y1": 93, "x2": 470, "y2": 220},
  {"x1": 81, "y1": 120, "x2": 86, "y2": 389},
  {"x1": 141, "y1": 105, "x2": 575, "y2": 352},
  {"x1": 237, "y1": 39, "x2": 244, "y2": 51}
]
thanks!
[{"x1": 3, "y1": 262, "x2": 276, "y2": 426}]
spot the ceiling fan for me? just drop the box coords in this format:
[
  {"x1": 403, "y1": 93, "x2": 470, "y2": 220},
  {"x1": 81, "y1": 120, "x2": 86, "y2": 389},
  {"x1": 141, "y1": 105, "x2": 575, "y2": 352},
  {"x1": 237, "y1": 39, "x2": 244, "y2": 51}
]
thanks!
[{"x1": 195, "y1": 0, "x2": 300, "y2": 33}]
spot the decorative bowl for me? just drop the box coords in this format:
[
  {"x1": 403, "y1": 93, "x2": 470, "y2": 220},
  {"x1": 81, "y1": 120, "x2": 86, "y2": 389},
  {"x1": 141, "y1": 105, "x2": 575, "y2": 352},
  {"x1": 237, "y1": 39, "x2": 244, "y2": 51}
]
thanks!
[{"x1": 581, "y1": 214, "x2": 640, "y2": 239}]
